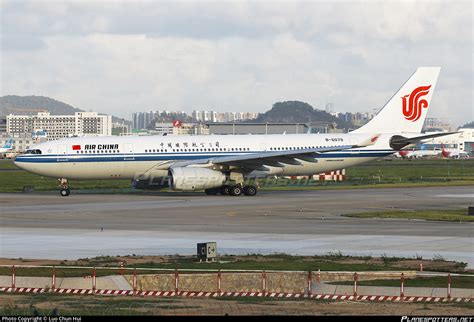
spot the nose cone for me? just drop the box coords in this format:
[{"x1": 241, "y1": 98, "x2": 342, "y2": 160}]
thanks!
[
  {"x1": 14, "y1": 156, "x2": 27, "y2": 170},
  {"x1": 14, "y1": 154, "x2": 54, "y2": 177},
  {"x1": 14, "y1": 155, "x2": 38, "y2": 174}
]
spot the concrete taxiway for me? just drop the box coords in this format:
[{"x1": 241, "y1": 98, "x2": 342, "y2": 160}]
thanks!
[{"x1": 0, "y1": 186, "x2": 473, "y2": 265}]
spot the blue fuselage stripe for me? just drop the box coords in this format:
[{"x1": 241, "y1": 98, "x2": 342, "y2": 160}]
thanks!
[{"x1": 15, "y1": 151, "x2": 395, "y2": 163}]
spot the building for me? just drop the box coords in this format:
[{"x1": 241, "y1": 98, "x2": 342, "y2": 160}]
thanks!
[
  {"x1": 112, "y1": 121, "x2": 132, "y2": 136},
  {"x1": 424, "y1": 118, "x2": 452, "y2": 132},
  {"x1": 422, "y1": 128, "x2": 474, "y2": 156},
  {"x1": 0, "y1": 132, "x2": 37, "y2": 153},
  {"x1": 192, "y1": 110, "x2": 217, "y2": 123},
  {"x1": 325, "y1": 103, "x2": 333, "y2": 114},
  {"x1": 154, "y1": 122, "x2": 209, "y2": 136},
  {"x1": 333, "y1": 110, "x2": 377, "y2": 129},
  {"x1": 132, "y1": 111, "x2": 158, "y2": 130},
  {"x1": 6, "y1": 112, "x2": 112, "y2": 140},
  {"x1": 0, "y1": 118, "x2": 6, "y2": 133},
  {"x1": 193, "y1": 110, "x2": 258, "y2": 123},
  {"x1": 207, "y1": 123, "x2": 310, "y2": 135}
]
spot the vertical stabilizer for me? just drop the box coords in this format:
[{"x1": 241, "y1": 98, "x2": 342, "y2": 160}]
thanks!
[{"x1": 353, "y1": 67, "x2": 440, "y2": 134}]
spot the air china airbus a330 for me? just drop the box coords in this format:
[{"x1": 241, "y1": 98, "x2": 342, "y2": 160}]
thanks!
[{"x1": 15, "y1": 67, "x2": 453, "y2": 197}]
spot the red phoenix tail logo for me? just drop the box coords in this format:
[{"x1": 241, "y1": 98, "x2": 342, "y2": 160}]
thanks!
[{"x1": 401, "y1": 85, "x2": 431, "y2": 122}]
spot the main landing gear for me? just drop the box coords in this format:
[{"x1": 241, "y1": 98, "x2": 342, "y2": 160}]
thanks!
[
  {"x1": 59, "y1": 178, "x2": 70, "y2": 197},
  {"x1": 205, "y1": 184, "x2": 258, "y2": 196}
]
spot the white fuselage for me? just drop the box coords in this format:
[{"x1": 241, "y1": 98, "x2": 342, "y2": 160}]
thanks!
[{"x1": 14, "y1": 133, "x2": 396, "y2": 180}]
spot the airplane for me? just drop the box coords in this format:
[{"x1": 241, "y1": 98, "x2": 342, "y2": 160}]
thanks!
[
  {"x1": 441, "y1": 144, "x2": 469, "y2": 159},
  {"x1": 397, "y1": 145, "x2": 441, "y2": 159},
  {"x1": 15, "y1": 67, "x2": 455, "y2": 197},
  {"x1": 0, "y1": 138, "x2": 14, "y2": 154}
]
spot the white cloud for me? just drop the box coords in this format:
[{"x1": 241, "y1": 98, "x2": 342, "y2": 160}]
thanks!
[{"x1": 1, "y1": 0, "x2": 472, "y2": 126}]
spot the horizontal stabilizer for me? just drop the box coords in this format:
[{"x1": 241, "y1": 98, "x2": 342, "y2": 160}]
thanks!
[{"x1": 390, "y1": 132, "x2": 458, "y2": 150}]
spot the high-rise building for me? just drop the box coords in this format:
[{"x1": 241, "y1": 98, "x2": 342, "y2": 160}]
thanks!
[
  {"x1": 325, "y1": 103, "x2": 333, "y2": 113},
  {"x1": 424, "y1": 118, "x2": 452, "y2": 132},
  {"x1": 192, "y1": 110, "x2": 202, "y2": 122},
  {"x1": 0, "y1": 118, "x2": 6, "y2": 133},
  {"x1": 6, "y1": 112, "x2": 112, "y2": 140},
  {"x1": 192, "y1": 110, "x2": 257, "y2": 123},
  {"x1": 132, "y1": 111, "x2": 159, "y2": 130}
]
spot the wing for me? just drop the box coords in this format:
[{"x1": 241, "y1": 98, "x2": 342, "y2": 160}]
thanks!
[{"x1": 170, "y1": 143, "x2": 369, "y2": 172}]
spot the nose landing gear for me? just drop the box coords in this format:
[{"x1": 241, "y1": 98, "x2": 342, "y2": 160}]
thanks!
[{"x1": 58, "y1": 178, "x2": 70, "y2": 197}]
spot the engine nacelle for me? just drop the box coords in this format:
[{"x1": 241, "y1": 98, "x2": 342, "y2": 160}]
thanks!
[{"x1": 169, "y1": 167, "x2": 226, "y2": 191}]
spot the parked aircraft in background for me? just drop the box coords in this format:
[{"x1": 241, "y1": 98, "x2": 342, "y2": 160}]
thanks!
[
  {"x1": 0, "y1": 138, "x2": 14, "y2": 154},
  {"x1": 397, "y1": 146, "x2": 441, "y2": 159},
  {"x1": 441, "y1": 144, "x2": 469, "y2": 159}
]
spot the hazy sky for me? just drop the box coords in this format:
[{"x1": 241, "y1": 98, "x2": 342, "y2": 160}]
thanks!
[{"x1": 1, "y1": 0, "x2": 472, "y2": 126}]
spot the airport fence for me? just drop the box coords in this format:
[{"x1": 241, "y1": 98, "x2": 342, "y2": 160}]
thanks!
[{"x1": 0, "y1": 265, "x2": 472, "y2": 302}]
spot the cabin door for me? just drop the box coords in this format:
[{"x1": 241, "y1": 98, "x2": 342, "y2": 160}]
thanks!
[
  {"x1": 57, "y1": 144, "x2": 68, "y2": 162},
  {"x1": 124, "y1": 143, "x2": 135, "y2": 161}
]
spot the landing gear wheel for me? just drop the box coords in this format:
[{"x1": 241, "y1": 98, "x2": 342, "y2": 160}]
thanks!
[
  {"x1": 220, "y1": 185, "x2": 231, "y2": 195},
  {"x1": 230, "y1": 185, "x2": 242, "y2": 196},
  {"x1": 58, "y1": 178, "x2": 70, "y2": 197},
  {"x1": 205, "y1": 188, "x2": 219, "y2": 195},
  {"x1": 243, "y1": 185, "x2": 257, "y2": 196}
]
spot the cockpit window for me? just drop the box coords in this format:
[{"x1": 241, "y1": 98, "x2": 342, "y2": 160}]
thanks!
[{"x1": 26, "y1": 149, "x2": 42, "y2": 154}]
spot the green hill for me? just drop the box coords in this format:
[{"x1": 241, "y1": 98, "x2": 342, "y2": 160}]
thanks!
[
  {"x1": 0, "y1": 95, "x2": 130, "y2": 124},
  {"x1": 254, "y1": 101, "x2": 352, "y2": 129},
  {"x1": 0, "y1": 95, "x2": 82, "y2": 116}
]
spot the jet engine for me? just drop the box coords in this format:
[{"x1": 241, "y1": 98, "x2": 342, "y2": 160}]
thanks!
[{"x1": 169, "y1": 167, "x2": 226, "y2": 191}]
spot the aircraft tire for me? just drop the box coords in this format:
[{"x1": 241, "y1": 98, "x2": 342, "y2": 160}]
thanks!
[
  {"x1": 220, "y1": 185, "x2": 231, "y2": 195},
  {"x1": 60, "y1": 188, "x2": 70, "y2": 197},
  {"x1": 230, "y1": 185, "x2": 242, "y2": 196},
  {"x1": 243, "y1": 185, "x2": 257, "y2": 196}
]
